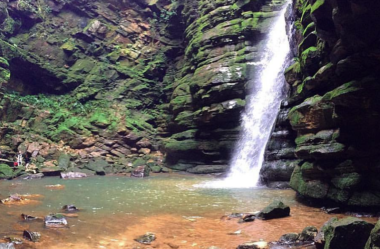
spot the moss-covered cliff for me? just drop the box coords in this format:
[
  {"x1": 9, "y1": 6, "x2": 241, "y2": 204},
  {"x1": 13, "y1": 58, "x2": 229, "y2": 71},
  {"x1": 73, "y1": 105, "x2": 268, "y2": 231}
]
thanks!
[
  {"x1": 0, "y1": 0, "x2": 288, "y2": 176},
  {"x1": 269, "y1": 0, "x2": 380, "y2": 207}
]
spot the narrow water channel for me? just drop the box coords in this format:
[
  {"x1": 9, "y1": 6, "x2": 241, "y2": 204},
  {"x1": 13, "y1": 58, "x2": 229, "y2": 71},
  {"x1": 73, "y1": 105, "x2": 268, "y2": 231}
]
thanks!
[{"x1": 0, "y1": 174, "x2": 375, "y2": 248}]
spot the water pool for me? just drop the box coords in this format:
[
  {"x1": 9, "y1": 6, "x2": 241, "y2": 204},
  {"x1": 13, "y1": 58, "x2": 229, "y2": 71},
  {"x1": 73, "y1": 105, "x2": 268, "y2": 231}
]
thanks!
[{"x1": 0, "y1": 174, "x2": 374, "y2": 249}]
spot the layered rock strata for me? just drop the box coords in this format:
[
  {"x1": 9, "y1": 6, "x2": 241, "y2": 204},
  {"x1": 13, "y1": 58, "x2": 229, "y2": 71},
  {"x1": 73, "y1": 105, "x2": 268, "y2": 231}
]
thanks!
[
  {"x1": 269, "y1": 0, "x2": 380, "y2": 206},
  {"x1": 164, "y1": 0, "x2": 289, "y2": 173}
]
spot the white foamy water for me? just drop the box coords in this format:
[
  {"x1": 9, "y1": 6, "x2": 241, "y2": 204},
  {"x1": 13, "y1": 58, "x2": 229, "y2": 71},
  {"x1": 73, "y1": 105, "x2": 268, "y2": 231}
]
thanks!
[{"x1": 198, "y1": 2, "x2": 291, "y2": 189}]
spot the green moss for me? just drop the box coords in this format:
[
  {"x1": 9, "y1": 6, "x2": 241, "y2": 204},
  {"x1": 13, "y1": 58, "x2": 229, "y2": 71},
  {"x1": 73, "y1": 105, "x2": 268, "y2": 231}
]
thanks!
[
  {"x1": 164, "y1": 139, "x2": 199, "y2": 152},
  {"x1": 60, "y1": 40, "x2": 77, "y2": 52},
  {"x1": 90, "y1": 111, "x2": 110, "y2": 128},
  {"x1": 0, "y1": 163, "x2": 14, "y2": 179}
]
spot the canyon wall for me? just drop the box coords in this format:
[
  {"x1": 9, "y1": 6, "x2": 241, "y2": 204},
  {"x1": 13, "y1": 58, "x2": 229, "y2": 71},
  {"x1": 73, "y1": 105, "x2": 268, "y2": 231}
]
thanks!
[
  {"x1": 0, "y1": 0, "x2": 286, "y2": 176},
  {"x1": 268, "y1": 0, "x2": 380, "y2": 206}
]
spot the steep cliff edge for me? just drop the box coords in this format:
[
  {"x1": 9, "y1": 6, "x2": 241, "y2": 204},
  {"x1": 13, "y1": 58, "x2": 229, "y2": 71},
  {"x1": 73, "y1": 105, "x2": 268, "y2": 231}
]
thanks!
[{"x1": 269, "y1": 0, "x2": 380, "y2": 206}]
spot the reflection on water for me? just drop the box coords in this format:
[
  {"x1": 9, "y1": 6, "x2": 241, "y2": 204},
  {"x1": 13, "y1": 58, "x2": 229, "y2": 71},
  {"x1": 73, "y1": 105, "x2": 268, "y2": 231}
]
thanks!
[{"x1": 0, "y1": 174, "x2": 376, "y2": 249}]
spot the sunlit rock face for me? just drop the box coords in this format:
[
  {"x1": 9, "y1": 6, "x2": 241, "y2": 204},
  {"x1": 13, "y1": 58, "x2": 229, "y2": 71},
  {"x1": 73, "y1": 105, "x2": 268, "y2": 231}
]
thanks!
[
  {"x1": 267, "y1": 0, "x2": 380, "y2": 206},
  {"x1": 164, "y1": 0, "x2": 289, "y2": 173}
]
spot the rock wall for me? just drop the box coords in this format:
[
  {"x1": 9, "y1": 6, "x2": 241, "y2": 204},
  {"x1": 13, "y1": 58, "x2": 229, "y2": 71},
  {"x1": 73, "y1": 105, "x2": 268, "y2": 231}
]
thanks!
[
  {"x1": 164, "y1": 0, "x2": 288, "y2": 173},
  {"x1": 0, "y1": 0, "x2": 289, "y2": 175},
  {"x1": 270, "y1": 0, "x2": 380, "y2": 206}
]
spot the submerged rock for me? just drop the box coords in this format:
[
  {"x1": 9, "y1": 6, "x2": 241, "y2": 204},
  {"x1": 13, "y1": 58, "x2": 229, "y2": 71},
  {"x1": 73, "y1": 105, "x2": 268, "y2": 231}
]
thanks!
[
  {"x1": 134, "y1": 232, "x2": 156, "y2": 244},
  {"x1": 23, "y1": 173, "x2": 44, "y2": 180},
  {"x1": 237, "y1": 240, "x2": 268, "y2": 249},
  {"x1": 3, "y1": 237, "x2": 22, "y2": 245},
  {"x1": 257, "y1": 201, "x2": 290, "y2": 220},
  {"x1": 62, "y1": 205, "x2": 78, "y2": 212},
  {"x1": 238, "y1": 214, "x2": 256, "y2": 223},
  {"x1": 0, "y1": 243, "x2": 15, "y2": 249},
  {"x1": 131, "y1": 166, "x2": 150, "y2": 178},
  {"x1": 21, "y1": 213, "x2": 41, "y2": 221},
  {"x1": 44, "y1": 214, "x2": 68, "y2": 228},
  {"x1": 60, "y1": 172, "x2": 87, "y2": 179},
  {"x1": 23, "y1": 230, "x2": 40, "y2": 242},
  {"x1": 1, "y1": 194, "x2": 23, "y2": 204}
]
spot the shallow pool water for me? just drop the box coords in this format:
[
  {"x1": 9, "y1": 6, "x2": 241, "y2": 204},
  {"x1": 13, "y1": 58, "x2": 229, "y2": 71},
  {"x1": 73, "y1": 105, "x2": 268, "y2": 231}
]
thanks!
[{"x1": 0, "y1": 174, "x2": 376, "y2": 249}]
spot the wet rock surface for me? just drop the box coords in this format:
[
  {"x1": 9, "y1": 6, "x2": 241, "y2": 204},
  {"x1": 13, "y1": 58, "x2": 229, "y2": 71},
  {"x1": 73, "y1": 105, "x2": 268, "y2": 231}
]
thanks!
[
  {"x1": 266, "y1": 0, "x2": 380, "y2": 207},
  {"x1": 134, "y1": 232, "x2": 156, "y2": 245},
  {"x1": 22, "y1": 230, "x2": 40, "y2": 242},
  {"x1": 258, "y1": 201, "x2": 290, "y2": 220},
  {"x1": 44, "y1": 214, "x2": 68, "y2": 228}
]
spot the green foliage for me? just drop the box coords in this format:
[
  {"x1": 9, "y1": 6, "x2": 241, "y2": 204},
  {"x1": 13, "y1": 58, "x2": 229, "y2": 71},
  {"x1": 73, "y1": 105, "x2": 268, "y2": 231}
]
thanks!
[
  {"x1": 5, "y1": 92, "x2": 95, "y2": 114},
  {"x1": 16, "y1": 0, "x2": 51, "y2": 19}
]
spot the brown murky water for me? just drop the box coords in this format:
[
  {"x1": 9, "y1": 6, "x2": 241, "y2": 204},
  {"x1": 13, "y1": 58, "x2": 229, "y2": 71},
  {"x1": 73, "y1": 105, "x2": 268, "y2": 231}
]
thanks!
[{"x1": 0, "y1": 174, "x2": 377, "y2": 249}]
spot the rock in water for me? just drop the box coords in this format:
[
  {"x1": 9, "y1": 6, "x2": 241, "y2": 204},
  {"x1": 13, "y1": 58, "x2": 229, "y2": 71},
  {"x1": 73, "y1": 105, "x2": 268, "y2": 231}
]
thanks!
[
  {"x1": 257, "y1": 200, "x2": 290, "y2": 220},
  {"x1": 60, "y1": 172, "x2": 87, "y2": 179},
  {"x1": 299, "y1": 226, "x2": 318, "y2": 241},
  {"x1": 23, "y1": 173, "x2": 44, "y2": 180},
  {"x1": 44, "y1": 214, "x2": 68, "y2": 228},
  {"x1": 237, "y1": 240, "x2": 268, "y2": 249},
  {"x1": 23, "y1": 230, "x2": 41, "y2": 242},
  {"x1": 21, "y1": 214, "x2": 40, "y2": 221},
  {"x1": 238, "y1": 214, "x2": 256, "y2": 223},
  {"x1": 134, "y1": 232, "x2": 156, "y2": 244},
  {"x1": 322, "y1": 217, "x2": 374, "y2": 249},
  {"x1": 279, "y1": 233, "x2": 299, "y2": 243},
  {"x1": 62, "y1": 205, "x2": 78, "y2": 212},
  {"x1": 0, "y1": 243, "x2": 15, "y2": 249},
  {"x1": 131, "y1": 166, "x2": 150, "y2": 178}
]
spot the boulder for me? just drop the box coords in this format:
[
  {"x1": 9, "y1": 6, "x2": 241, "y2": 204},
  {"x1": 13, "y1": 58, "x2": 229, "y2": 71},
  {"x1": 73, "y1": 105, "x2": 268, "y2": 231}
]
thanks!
[
  {"x1": 23, "y1": 230, "x2": 40, "y2": 242},
  {"x1": 299, "y1": 226, "x2": 318, "y2": 241},
  {"x1": 44, "y1": 214, "x2": 68, "y2": 228},
  {"x1": 257, "y1": 201, "x2": 290, "y2": 220},
  {"x1": 84, "y1": 159, "x2": 108, "y2": 175},
  {"x1": 57, "y1": 154, "x2": 71, "y2": 170},
  {"x1": 322, "y1": 217, "x2": 374, "y2": 249},
  {"x1": 279, "y1": 233, "x2": 299, "y2": 243}
]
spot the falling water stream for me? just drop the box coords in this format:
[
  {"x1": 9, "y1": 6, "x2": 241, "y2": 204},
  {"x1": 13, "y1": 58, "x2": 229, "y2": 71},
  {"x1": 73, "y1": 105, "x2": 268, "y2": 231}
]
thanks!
[{"x1": 200, "y1": 2, "x2": 291, "y2": 188}]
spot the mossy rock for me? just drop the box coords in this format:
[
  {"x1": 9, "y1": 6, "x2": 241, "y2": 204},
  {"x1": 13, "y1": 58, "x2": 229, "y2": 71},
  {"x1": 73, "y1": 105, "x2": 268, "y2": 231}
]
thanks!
[
  {"x1": 324, "y1": 217, "x2": 374, "y2": 249},
  {"x1": 132, "y1": 158, "x2": 146, "y2": 167},
  {"x1": 84, "y1": 159, "x2": 108, "y2": 175},
  {"x1": 58, "y1": 154, "x2": 71, "y2": 170},
  {"x1": 0, "y1": 163, "x2": 14, "y2": 179},
  {"x1": 150, "y1": 166, "x2": 162, "y2": 173},
  {"x1": 257, "y1": 200, "x2": 290, "y2": 220}
]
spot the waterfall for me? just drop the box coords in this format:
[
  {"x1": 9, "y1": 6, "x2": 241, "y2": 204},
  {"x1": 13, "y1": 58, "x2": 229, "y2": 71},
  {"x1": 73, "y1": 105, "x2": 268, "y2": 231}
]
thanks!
[{"x1": 199, "y1": 2, "x2": 291, "y2": 189}]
